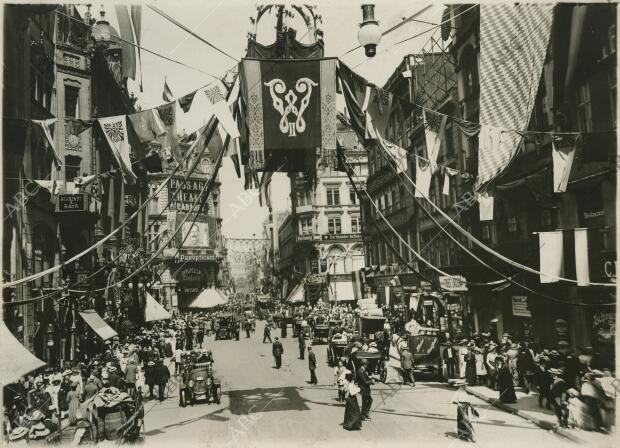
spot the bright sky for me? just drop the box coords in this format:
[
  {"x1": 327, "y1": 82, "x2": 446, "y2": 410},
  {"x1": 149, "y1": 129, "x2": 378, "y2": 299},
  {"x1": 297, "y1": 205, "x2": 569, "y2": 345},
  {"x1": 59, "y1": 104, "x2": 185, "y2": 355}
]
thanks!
[{"x1": 88, "y1": 1, "x2": 443, "y2": 238}]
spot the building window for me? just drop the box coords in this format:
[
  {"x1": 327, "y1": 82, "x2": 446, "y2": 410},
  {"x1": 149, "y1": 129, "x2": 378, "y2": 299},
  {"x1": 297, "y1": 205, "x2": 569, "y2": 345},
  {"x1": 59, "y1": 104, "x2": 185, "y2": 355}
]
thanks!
[
  {"x1": 65, "y1": 155, "x2": 81, "y2": 180},
  {"x1": 326, "y1": 186, "x2": 340, "y2": 206},
  {"x1": 149, "y1": 185, "x2": 159, "y2": 214},
  {"x1": 65, "y1": 85, "x2": 80, "y2": 118},
  {"x1": 300, "y1": 217, "x2": 313, "y2": 235},
  {"x1": 351, "y1": 215, "x2": 360, "y2": 233},
  {"x1": 349, "y1": 188, "x2": 357, "y2": 205},
  {"x1": 328, "y1": 217, "x2": 341, "y2": 234},
  {"x1": 507, "y1": 216, "x2": 517, "y2": 234},
  {"x1": 576, "y1": 81, "x2": 593, "y2": 132},
  {"x1": 610, "y1": 69, "x2": 616, "y2": 129}
]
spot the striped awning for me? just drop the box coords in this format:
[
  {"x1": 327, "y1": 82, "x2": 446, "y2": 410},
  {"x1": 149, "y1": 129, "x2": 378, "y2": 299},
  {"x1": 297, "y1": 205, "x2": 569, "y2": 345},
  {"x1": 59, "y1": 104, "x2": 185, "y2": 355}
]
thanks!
[{"x1": 79, "y1": 309, "x2": 118, "y2": 341}]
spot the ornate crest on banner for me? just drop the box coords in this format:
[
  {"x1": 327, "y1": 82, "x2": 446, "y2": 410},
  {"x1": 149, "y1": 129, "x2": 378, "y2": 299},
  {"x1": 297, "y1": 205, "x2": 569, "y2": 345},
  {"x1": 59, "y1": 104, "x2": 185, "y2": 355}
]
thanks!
[
  {"x1": 424, "y1": 110, "x2": 443, "y2": 133},
  {"x1": 552, "y1": 133, "x2": 579, "y2": 153},
  {"x1": 205, "y1": 85, "x2": 225, "y2": 104},
  {"x1": 103, "y1": 121, "x2": 125, "y2": 142},
  {"x1": 264, "y1": 77, "x2": 318, "y2": 137},
  {"x1": 371, "y1": 87, "x2": 392, "y2": 114},
  {"x1": 157, "y1": 104, "x2": 174, "y2": 126}
]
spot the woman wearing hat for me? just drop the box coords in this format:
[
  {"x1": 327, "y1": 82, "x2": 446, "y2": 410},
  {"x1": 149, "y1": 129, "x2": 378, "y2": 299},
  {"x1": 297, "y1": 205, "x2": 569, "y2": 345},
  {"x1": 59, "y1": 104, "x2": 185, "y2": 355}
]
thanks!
[
  {"x1": 67, "y1": 382, "x2": 80, "y2": 426},
  {"x1": 496, "y1": 356, "x2": 517, "y2": 403},
  {"x1": 464, "y1": 345, "x2": 477, "y2": 386},
  {"x1": 549, "y1": 368, "x2": 569, "y2": 427},
  {"x1": 341, "y1": 371, "x2": 362, "y2": 430}
]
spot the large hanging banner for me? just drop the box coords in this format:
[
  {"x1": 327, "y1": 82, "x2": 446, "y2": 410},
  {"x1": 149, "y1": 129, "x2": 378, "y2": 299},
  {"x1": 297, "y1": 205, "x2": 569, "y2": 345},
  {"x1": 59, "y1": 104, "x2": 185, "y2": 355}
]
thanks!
[
  {"x1": 477, "y1": 3, "x2": 554, "y2": 186},
  {"x1": 239, "y1": 58, "x2": 337, "y2": 171}
]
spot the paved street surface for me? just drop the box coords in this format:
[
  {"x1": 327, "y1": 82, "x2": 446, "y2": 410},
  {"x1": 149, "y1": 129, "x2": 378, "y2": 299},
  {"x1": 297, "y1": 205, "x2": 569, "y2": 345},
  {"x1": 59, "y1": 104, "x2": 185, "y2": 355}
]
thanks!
[{"x1": 142, "y1": 321, "x2": 584, "y2": 448}]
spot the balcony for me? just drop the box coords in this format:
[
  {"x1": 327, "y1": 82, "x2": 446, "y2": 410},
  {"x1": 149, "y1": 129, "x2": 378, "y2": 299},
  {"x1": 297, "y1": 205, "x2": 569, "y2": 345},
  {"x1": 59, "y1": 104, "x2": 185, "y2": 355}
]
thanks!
[{"x1": 295, "y1": 204, "x2": 314, "y2": 215}]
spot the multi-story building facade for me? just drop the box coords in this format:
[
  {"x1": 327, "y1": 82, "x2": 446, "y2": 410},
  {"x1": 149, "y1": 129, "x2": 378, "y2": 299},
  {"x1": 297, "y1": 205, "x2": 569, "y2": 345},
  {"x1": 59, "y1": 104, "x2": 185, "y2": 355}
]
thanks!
[
  {"x1": 146, "y1": 136, "x2": 223, "y2": 312},
  {"x1": 278, "y1": 122, "x2": 367, "y2": 303},
  {"x1": 2, "y1": 5, "x2": 142, "y2": 365},
  {"x1": 448, "y1": 4, "x2": 616, "y2": 359}
]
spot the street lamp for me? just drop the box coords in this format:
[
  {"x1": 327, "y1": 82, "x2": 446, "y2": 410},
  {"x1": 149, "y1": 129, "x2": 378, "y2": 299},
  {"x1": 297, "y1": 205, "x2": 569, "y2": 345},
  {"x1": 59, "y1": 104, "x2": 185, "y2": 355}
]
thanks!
[{"x1": 358, "y1": 4, "x2": 382, "y2": 57}]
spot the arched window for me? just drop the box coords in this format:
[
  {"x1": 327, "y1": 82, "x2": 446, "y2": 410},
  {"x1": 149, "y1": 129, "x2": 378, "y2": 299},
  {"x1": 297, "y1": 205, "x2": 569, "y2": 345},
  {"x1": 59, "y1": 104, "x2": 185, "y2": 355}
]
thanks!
[
  {"x1": 350, "y1": 244, "x2": 365, "y2": 272},
  {"x1": 327, "y1": 246, "x2": 346, "y2": 274}
]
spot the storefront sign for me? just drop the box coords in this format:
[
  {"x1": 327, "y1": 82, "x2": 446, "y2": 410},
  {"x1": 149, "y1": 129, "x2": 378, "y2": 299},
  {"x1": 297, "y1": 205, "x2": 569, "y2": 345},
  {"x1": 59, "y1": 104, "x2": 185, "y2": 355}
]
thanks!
[
  {"x1": 511, "y1": 296, "x2": 531, "y2": 317},
  {"x1": 322, "y1": 233, "x2": 362, "y2": 241},
  {"x1": 176, "y1": 266, "x2": 206, "y2": 283},
  {"x1": 374, "y1": 276, "x2": 401, "y2": 287},
  {"x1": 168, "y1": 178, "x2": 209, "y2": 212},
  {"x1": 177, "y1": 285, "x2": 201, "y2": 294},
  {"x1": 298, "y1": 234, "x2": 320, "y2": 242},
  {"x1": 175, "y1": 253, "x2": 217, "y2": 262},
  {"x1": 57, "y1": 194, "x2": 86, "y2": 212},
  {"x1": 555, "y1": 318, "x2": 569, "y2": 339},
  {"x1": 447, "y1": 303, "x2": 461, "y2": 314},
  {"x1": 438, "y1": 275, "x2": 468, "y2": 292}
]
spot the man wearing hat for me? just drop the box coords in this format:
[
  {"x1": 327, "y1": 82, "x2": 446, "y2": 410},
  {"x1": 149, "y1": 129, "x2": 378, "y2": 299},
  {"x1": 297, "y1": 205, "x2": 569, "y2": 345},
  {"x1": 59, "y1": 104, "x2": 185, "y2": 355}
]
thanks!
[
  {"x1": 155, "y1": 360, "x2": 171, "y2": 402},
  {"x1": 272, "y1": 337, "x2": 284, "y2": 369},
  {"x1": 549, "y1": 368, "x2": 569, "y2": 427},
  {"x1": 125, "y1": 358, "x2": 138, "y2": 395},
  {"x1": 31, "y1": 380, "x2": 52, "y2": 417},
  {"x1": 400, "y1": 346, "x2": 415, "y2": 386},
  {"x1": 107, "y1": 365, "x2": 123, "y2": 389},
  {"x1": 357, "y1": 358, "x2": 374, "y2": 420},
  {"x1": 308, "y1": 346, "x2": 318, "y2": 385},
  {"x1": 298, "y1": 331, "x2": 306, "y2": 360},
  {"x1": 144, "y1": 361, "x2": 157, "y2": 399},
  {"x1": 83, "y1": 376, "x2": 99, "y2": 402}
]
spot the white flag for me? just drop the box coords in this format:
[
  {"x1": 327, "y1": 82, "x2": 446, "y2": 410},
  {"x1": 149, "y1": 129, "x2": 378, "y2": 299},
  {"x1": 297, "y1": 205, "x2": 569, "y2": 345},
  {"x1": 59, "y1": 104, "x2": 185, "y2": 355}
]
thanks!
[
  {"x1": 423, "y1": 110, "x2": 447, "y2": 173},
  {"x1": 204, "y1": 81, "x2": 240, "y2": 140},
  {"x1": 98, "y1": 115, "x2": 137, "y2": 184},
  {"x1": 538, "y1": 231, "x2": 564, "y2": 284}
]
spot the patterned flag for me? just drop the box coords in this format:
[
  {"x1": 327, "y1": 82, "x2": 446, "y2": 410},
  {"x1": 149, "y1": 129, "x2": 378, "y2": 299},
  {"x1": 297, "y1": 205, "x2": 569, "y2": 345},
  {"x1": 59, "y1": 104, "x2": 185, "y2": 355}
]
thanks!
[
  {"x1": 156, "y1": 102, "x2": 178, "y2": 163},
  {"x1": 364, "y1": 85, "x2": 394, "y2": 141},
  {"x1": 162, "y1": 78, "x2": 174, "y2": 102},
  {"x1": 115, "y1": 5, "x2": 136, "y2": 81},
  {"x1": 128, "y1": 109, "x2": 166, "y2": 143},
  {"x1": 203, "y1": 81, "x2": 239, "y2": 141},
  {"x1": 239, "y1": 58, "x2": 337, "y2": 171},
  {"x1": 381, "y1": 138, "x2": 408, "y2": 174},
  {"x1": 98, "y1": 115, "x2": 137, "y2": 184},
  {"x1": 178, "y1": 90, "x2": 197, "y2": 113},
  {"x1": 477, "y1": 3, "x2": 554, "y2": 186}
]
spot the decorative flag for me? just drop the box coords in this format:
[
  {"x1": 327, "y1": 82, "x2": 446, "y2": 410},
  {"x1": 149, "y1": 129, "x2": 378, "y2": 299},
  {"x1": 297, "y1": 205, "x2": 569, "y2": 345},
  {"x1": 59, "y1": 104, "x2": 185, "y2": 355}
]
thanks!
[
  {"x1": 552, "y1": 134, "x2": 578, "y2": 193},
  {"x1": 203, "y1": 81, "x2": 239, "y2": 140},
  {"x1": 385, "y1": 286, "x2": 390, "y2": 307},
  {"x1": 364, "y1": 85, "x2": 393, "y2": 141},
  {"x1": 98, "y1": 115, "x2": 137, "y2": 184},
  {"x1": 381, "y1": 138, "x2": 408, "y2": 173},
  {"x1": 538, "y1": 230, "x2": 564, "y2": 283},
  {"x1": 258, "y1": 171, "x2": 273, "y2": 208},
  {"x1": 423, "y1": 110, "x2": 448, "y2": 173},
  {"x1": 65, "y1": 119, "x2": 92, "y2": 137},
  {"x1": 477, "y1": 3, "x2": 554, "y2": 186},
  {"x1": 178, "y1": 90, "x2": 197, "y2": 113},
  {"x1": 414, "y1": 157, "x2": 432, "y2": 198},
  {"x1": 73, "y1": 174, "x2": 97, "y2": 192},
  {"x1": 478, "y1": 191, "x2": 494, "y2": 221},
  {"x1": 156, "y1": 102, "x2": 178, "y2": 163},
  {"x1": 454, "y1": 118, "x2": 481, "y2": 138},
  {"x1": 442, "y1": 168, "x2": 458, "y2": 196},
  {"x1": 128, "y1": 109, "x2": 166, "y2": 143},
  {"x1": 574, "y1": 228, "x2": 590, "y2": 286},
  {"x1": 145, "y1": 292, "x2": 172, "y2": 322},
  {"x1": 130, "y1": 5, "x2": 143, "y2": 91},
  {"x1": 162, "y1": 78, "x2": 174, "y2": 102},
  {"x1": 239, "y1": 58, "x2": 337, "y2": 170},
  {"x1": 114, "y1": 5, "x2": 136, "y2": 81},
  {"x1": 32, "y1": 119, "x2": 62, "y2": 167}
]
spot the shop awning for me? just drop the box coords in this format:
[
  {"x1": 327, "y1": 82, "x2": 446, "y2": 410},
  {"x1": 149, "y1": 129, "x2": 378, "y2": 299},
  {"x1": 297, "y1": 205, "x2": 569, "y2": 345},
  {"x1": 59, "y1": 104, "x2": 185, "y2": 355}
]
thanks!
[
  {"x1": 187, "y1": 289, "x2": 228, "y2": 309},
  {"x1": 0, "y1": 323, "x2": 46, "y2": 384},
  {"x1": 286, "y1": 283, "x2": 305, "y2": 304},
  {"x1": 79, "y1": 310, "x2": 118, "y2": 341},
  {"x1": 328, "y1": 280, "x2": 356, "y2": 302},
  {"x1": 145, "y1": 292, "x2": 172, "y2": 322}
]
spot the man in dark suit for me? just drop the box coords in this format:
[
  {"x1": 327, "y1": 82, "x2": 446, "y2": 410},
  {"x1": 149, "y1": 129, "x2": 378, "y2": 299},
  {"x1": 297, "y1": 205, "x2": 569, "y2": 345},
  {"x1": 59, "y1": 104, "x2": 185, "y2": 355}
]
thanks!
[
  {"x1": 155, "y1": 360, "x2": 170, "y2": 402},
  {"x1": 107, "y1": 366, "x2": 123, "y2": 389},
  {"x1": 298, "y1": 332, "x2": 306, "y2": 360},
  {"x1": 272, "y1": 337, "x2": 284, "y2": 369},
  {"x1": 263, "y1": 323, "x2": 272, "y2": 343},
  {"x1": 357, "y1": 359, "x2": 374, "y2": 420},
  {"x1": 308, "y1": 347, "x2": 317, "y2": 384}
]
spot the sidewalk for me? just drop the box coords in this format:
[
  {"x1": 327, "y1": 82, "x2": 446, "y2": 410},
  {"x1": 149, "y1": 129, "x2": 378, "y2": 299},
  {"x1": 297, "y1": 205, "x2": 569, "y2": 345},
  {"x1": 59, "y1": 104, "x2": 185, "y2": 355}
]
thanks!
[
  {"x1": 464, "y1": 385, "x2": 615, "y2": 446},
  {"x1": 389, "y1": 345, "x2": 614, "y2": 446}
]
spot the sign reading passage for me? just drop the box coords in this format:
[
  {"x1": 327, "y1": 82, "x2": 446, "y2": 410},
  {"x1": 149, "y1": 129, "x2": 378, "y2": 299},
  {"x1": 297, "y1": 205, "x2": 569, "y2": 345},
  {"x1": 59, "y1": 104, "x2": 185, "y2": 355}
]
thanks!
[
  {"x1": 438, "y1": 275, "x2": 468, "y2": 291},
  {"x1": 57, "y1": 194, "x2": 86, "y2": 212},
  {"x1": 511, "y1": 296, "x2": 531, "y2": 317}
]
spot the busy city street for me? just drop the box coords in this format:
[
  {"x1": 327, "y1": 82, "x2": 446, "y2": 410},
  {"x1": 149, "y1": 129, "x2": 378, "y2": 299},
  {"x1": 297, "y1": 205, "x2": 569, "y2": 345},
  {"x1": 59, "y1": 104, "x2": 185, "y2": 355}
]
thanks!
[
  {"x1": 1, "y1": 1, "x2": 617, "y2": 447},
  {"x1": 138, "y1": 321, "x2": 576, "y2": 448}
]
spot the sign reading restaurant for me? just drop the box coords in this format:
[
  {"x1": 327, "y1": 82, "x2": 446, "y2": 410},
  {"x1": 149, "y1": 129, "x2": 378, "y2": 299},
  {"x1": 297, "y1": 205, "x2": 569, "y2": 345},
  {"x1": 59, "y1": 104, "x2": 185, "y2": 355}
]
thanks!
[{"x1": 168, "y1": 178, "x2": 209, "y2": 212}]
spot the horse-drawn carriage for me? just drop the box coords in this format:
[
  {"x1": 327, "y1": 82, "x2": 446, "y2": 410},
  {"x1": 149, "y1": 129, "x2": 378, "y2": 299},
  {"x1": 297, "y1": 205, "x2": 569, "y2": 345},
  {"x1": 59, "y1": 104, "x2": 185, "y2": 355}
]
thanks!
[
  {"x1": 214, "y1": 314, "x2": 237, "y2": 340},
  {"x1": 327, "y1": 326, "x2": 349, "y2": 366},
  {"x1": 62, "y1": 387, "x2": 145, "y2": 444},
  {"x1": 312, "y1": 323, "x2": 330, "y2": 344},
  {"x1": 188, "y1": 361, "x2": 222, "y2": 404},
  {"x1": 350, "y1": 350, "x2": 388, "y2": 383}
]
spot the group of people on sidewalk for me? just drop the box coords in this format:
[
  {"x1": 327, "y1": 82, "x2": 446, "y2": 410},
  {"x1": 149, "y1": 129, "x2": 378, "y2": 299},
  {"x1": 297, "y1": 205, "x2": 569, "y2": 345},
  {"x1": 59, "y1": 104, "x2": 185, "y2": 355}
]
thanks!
[{"x1": 445, "y1": 333, "x2": 615, "y2": 432}]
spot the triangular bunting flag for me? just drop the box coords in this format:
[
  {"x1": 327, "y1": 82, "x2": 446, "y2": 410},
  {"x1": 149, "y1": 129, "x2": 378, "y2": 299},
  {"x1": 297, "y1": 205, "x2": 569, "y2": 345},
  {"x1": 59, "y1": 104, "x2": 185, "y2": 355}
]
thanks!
[
  {"x1": 128, "y1": 109, "x2": 166, "y2": 144},
  {"x1": 178, "y1": 90, "x2": 197, "y2": 113},
  {"x1": 162, "y1": 78, "x2": 174, "y2": 102},
  {"x1": 156, "y1": 102, "x2": 179, "y2": 163},
  {"x1": 552, "y1": 134, "x2": 578, "y2": 193},
  {"x1": 423, "y1": 109, "x2": 448, "y2": 173},
  {"x1": 32, "y1": 119, "x2": 62, "y2": 168},
  {"x1": 204, "y1": 81, "x2": 240, "y2": 140}
]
